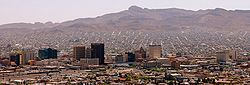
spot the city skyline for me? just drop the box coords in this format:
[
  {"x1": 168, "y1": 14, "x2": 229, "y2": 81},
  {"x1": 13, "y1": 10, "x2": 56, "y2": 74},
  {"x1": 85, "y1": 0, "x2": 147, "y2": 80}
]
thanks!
[
  {"x1": 0, "y1": 0, "x2": 250, "y2": 25},
  {"x1": 1, "y1": 0, "x2": 250, "y2": 84}
]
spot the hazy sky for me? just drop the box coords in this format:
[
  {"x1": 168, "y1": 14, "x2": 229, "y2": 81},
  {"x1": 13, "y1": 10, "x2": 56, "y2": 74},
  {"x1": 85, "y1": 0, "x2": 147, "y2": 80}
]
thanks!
[{"x1": 0, "y1": 0, "x2": 249, "y2": 25}]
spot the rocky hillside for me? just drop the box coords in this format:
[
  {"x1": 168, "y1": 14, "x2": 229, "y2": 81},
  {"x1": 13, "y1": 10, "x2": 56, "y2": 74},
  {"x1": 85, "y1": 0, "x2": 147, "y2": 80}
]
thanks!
[{"x1": 1, "y1": 6, "x2": 250, "y2": 32}]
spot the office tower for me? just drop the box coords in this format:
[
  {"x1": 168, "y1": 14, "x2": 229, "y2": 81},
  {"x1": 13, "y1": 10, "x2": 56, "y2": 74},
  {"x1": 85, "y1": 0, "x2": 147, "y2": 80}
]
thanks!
[
  {"x1": 18, "y1": 50, "x2": 35, "y2": 65},
  {"x1": 38, "y1": 48, "x2": 58, "y2": 60},
  {"x1": 8, "y1": 49, "x2": 35, "y2": 65},
  {"x1": 91, "y1": 43, "x2": 105, "y2": 65},
  {"x1": 140, "y1": 47, "x2": 147, "y2": 59},
  {"x1": 229, "y1": 50, "x2": 237, "y2": 61},
  {"x1": 73, "y1": 46, "x2": 86, "y2": 61},
  {"x1": 10, "y1": 54, "x2": 21, "y2": 66},
  {"x1": 135, "y1": 47, "x2": 146, "y2": 62},
  {"x1": 25, "y1": 51, "x2": 35, "y2": 62},
  {"x1": 11, "y1": 50, "x2": 24, "y2": 65},
  {"x1": 85, "y1": 47, "x2": 91, "y2": 58},
  {"x1": 216, "y1": 50, "x2": 230, "y2": 63},
  {"x1": 125, "y1": 52, "x2": 135, "y2": 62},
  {"x1": 149, "y1": 45, "x2": 162, "y2": 59}
]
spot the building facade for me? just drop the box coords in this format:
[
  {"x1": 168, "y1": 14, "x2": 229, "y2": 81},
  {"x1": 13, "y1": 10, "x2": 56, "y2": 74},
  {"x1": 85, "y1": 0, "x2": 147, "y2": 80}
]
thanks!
[
  {"x1": 91, "y1": 43, "x2": 105, "y2": 65},
  {"x1": 38, "y1": 48, "x2": 58, "y2": 60},
  {"x1": 149, "y1": 45, "x2": 162, "y2": 59},
  {"x1": 73, "y1": 46, "x2": 86, "y2": 61},
  {"x1": 135, "y1": 47, "x2": 146, "y2": 62},
  {"x1": 216, "y1": 51, "x2": 230, "y2": 63},
  {"x1": 10, "y1": 54, "x2": 21, "y2": 66},
  {"x1": 126, "y1": 52, "x2": 135, "y2": 62}
]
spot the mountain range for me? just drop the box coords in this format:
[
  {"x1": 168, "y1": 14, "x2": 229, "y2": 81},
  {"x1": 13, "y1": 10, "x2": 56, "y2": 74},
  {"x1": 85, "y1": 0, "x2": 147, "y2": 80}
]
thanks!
[{"x1": 1, "y1": 6, "x2": 250, "y2": 32}]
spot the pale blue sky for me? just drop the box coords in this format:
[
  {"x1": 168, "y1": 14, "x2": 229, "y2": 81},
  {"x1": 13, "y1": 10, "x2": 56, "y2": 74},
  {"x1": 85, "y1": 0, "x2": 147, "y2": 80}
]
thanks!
[{"x1": 0, "y1": 0, "x2": 249, "y2": 25}]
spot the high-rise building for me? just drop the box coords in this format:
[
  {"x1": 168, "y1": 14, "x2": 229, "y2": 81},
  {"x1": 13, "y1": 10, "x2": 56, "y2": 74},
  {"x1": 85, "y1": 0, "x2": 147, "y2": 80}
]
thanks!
[
  {"x1": 229, "y1": 50, "x2": 237, "y2": 61},
  {"x1": 18, "y1": 50, "x2": 35, "y2": 65},
  {"x1": 11, "y1": 50, "x2": 25, "y2": 65},
  {"x1": 38, "y1": 48, "x2": 58, "y2": 60},
  {"x1": 135, "y1": 47, "x2": 146, "y2": 62},
  {"x1": 125, "y1": 52, "x2": 135, "y2": 62},
  {"x1": 216, "y1": 51, "x2": 230, "y2": 63},
  {"x1": 8, "y1": 49, "x2": 35, "y2": 65},
  {"x1": 10, "y1": 54, "x2": 21, "y2": 66},
  {"x1": 85, "y1": 47, "x2": 91, "y2": 58},
  {"x1": 25, "y1": 51, "x2": 35, "y2": 63},
  {"x1": 73, "y1": 46, "x2": 86, "y2": 61},
  {"x1": 149, "y1": 45, "x2": 162, "y2": 59},
  {"x1": 218, "y1": 50, "x2": 238, "y2": 62},
  {"x1": 91, "y1": 43, "x2": 105, "y2": 65}
]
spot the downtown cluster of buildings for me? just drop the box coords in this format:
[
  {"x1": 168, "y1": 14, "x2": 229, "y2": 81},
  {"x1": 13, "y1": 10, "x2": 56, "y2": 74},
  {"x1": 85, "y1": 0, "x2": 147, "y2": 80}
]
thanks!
[
  {"x1": 0, "y1": 43, "x2": 105, "y2": 67},
  {"x1": 0, "y1": 41, "x2": 250, "y2": 84},
  {"x1": 1, "y1": 30, "x2": 250, "y2": 84}
]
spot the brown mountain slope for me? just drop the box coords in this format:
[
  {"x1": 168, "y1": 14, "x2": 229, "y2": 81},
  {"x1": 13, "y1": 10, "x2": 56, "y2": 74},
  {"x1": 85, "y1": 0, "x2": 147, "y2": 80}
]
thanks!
[{"x1": 1, "y1": 6, "x2": 250, "y2": 32}]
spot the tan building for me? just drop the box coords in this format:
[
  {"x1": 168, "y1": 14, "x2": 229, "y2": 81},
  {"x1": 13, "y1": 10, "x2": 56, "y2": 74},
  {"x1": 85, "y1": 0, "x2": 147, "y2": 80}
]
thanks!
[
  {"x1": 14, "y1": 50, "x2": 35, "y2": 65},
  {"x1": 149, "y1": 45, "x2": 162, "y2": 59},
  {"x1": 80, "y1": 58, "x2": 99, "y2": 67},
  {"x1": 229, "y1": 50, "x2": 237, "y2": 61},
  {"x1": 23, "y1": 51, "x2": 35, "y2": 65},
  {"x1": 135, "y1": 47, "x2": 146, "y2": 62},
  {"x1": 217, "y1": 50, "x2": 237, "y2": 63},
  {"x1": 19, "y1": 54, "x2": 25, "y2": 65},
  {"x1": 216, "y1": 51, "x2": 230, "y2": 63},
  {"x1": 73, "y1": 46, "x2": 85, "y2": 61},
  {"x1": 106, "y1": 53, "x2": 124, "y2": 63}
]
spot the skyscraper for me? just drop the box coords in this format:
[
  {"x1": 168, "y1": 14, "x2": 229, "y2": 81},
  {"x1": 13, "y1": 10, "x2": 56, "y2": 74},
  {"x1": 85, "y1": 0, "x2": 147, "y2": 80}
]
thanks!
[
  {"x1": 91, "y1": 43, "x2": 105, "y2": 65},
  {"x1": 73, "y1": 46, "x2": 86, "y2": 61},
  {"x1": 126, "y1": 52, "x2": 135, "y2": 62},
  {"x1": 135, "y1": 47, "x2": 146, "y2": 62},
  {"x1": 18, "y1": 49, "x2": 35, "y2": 65},
  {"x1": 149, "y1": 45, "x2": 162, "y2": 59},
  {"x1": 10, "y1": 54, "x2": 21, "y2": 66},
  {"x1": 85, "y1": 47, "x2": 91, "y2": 58},
  {"x1": 38, "y1": 48, "x2": 58, "y2": 60}
]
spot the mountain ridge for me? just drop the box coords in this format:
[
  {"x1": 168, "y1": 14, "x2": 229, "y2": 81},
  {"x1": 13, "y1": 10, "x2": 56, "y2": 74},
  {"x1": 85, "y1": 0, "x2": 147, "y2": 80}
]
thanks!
[{"x1": 1, "y1": 6, "x2": 250, "y2": 32}]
